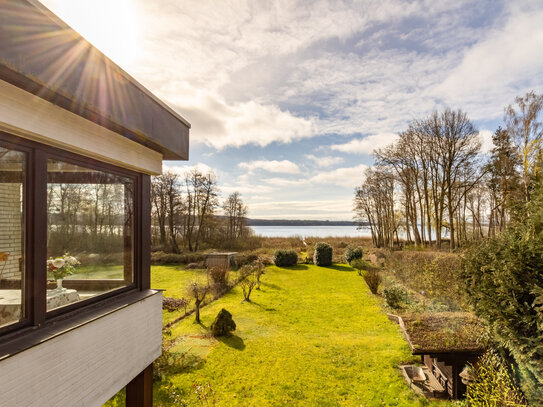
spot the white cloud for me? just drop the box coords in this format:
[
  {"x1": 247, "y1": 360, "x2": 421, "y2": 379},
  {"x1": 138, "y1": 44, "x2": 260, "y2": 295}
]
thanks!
[
  {"x1": 330, "y1": 134, "x2": 399, "y2": 155},
  {"x1": 310, "y1": 164, "x2": 369, "y2": 189},
  {"x1": 169, "y1": 90, "x2": 315, "y2": 150},
  {"x1": 162, "y1": 162, "x2": 217, "y2": 178},
  {"x1": 238, "y1": 160, "x2": 300, "y2": 174},
  {"x1": 264, "y1": 178, "x2": 305, "y2": 187},
  {"x1": 248, "y1": 199, "x2": 355, "y2": 220},
  {"x1": 435, "y1": 5, "x2": 543, "y2": 119},
  {"x1": 479, "y1": 129, "x2": 494, "y2": 154},
  {"x1": 305, "y1": 154, "x2": 344, "y2": 167}
]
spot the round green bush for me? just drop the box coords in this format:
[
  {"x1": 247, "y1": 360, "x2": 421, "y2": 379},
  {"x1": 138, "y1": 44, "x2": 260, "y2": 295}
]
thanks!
[
  {"x1": 345, "y1": 246, "x2": 363, "y2": 264},
  {"x1": 273, "y1": 250, "x2": 298, "y2": 267},
  {"x1": 313, "y1": 242, "x2": 332, "y2": 266},
  {"x1": 383, "y1": 285, "x2": 408, "y2": 309}
]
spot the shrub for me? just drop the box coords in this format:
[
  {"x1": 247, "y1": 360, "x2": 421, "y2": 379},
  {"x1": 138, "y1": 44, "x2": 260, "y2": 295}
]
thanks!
[
  {"x1": 313, "y1": 242, "x2": 332, "y2": 266},
  {"x1": 351, "y1": 258, "x2": 378, "y2": 276},
  {"x1": 236, "y1": 253, "x2": 259, "y2": 267},
  {"x1": 465, "y1": 351, "x2": 527, "y2": 406},
  {"x1": 462, "y1": 199, "x2": 543, "y2": 403},
  {"x1": 363, "y1": 270, "x2": 381, "y2": 294},
  {"x1": 273, "y1": 250, "x2": 298, "y2": 267},
  {"x1": 350, "y1": 258, "x2": 365, "y2": 275},
  {"x1": 162, "y1": 297, "x2": 189, "y2": 313},
  {"x1": 185, "y1": 262, "x2": 203, "y2": 270},
  {"x1": 252, "y1": 258, "x2": 265, "y2": 289},
  {"x1": 207, "y1": 266, "x2": 230, "y2": 297},
  {"x1": 208, "y1": 266, "x2": 229, "y2": 287},
  {"x1": 239, "y1": 266, "x2": 257, "y2": 302},
  {"x1": 187, "y1": 281, "x2": 210, "y2": 323},
  {"x1": 383, "y1": 286, "x2": 408, "y2": 309},
  {"x1": 210, "y1": 308, "x2": 236, "y2": 337},
  {"x1": 345, "y1": 246, "x2": 363, "y2": 264},
  {"x1": 151, "y1": 251, "x2": 205, "y2": 265}
]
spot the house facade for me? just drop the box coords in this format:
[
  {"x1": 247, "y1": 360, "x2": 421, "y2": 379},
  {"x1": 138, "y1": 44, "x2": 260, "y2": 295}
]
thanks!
[{"x1": 0, "y1": 1, "x2": 190, "y2": 405}]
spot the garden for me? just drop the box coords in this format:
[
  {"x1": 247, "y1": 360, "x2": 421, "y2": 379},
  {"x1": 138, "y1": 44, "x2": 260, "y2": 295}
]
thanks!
[
  {"x1": 100, "y1": 230, "x2": 538, "y2": 406},
  {"x1": 155, "y1": 262, "x2": 450, "y2": 406}
]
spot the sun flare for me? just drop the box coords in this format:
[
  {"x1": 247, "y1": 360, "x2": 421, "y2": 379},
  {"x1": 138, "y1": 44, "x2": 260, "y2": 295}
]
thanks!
[{"x1": 39, "y1": 0, "x2": 142, "y2": 68}]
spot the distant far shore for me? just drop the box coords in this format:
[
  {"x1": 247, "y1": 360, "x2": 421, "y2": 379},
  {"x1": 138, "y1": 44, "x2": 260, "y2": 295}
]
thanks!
[{"x1": 246, "y1": 218, "x2": 368, "y2": 227}]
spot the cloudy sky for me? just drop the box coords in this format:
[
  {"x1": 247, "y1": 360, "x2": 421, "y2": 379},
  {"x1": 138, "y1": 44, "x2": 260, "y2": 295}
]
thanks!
[{"x1": 41, "y1": 0, "x2": 543, "y2": 220}]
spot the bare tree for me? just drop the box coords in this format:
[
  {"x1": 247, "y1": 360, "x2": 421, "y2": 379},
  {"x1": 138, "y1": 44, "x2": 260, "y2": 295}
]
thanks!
[
  {"x1": 222, "y1": 192, "x2": 248, "y2": 241},
  {"x1": 184, "y1": 169, "x2": 219, "y2": 252},
  {"x1": 151, "y1": 175, "x2": 168, "y2": 248},
  {"x1": 354, "y1": 167, "x2": 397, "y2": 248},
  {"x1": 504, "y1": 91, "x2": 543, "y2": 202},
  {"x1": 188, "y1": 281, "x2": 210, "y2": 323}
]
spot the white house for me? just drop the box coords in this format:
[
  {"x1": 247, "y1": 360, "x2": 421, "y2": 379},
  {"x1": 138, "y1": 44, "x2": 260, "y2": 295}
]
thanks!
[{"x1": 0, "y1": 1, "x2": 190, "y2": 405}]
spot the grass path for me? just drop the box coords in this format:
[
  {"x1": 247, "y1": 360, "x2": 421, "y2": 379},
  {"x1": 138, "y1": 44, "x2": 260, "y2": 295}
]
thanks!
[{"x1": 159, "y1": 264, "x2": 450, "y2": 406}]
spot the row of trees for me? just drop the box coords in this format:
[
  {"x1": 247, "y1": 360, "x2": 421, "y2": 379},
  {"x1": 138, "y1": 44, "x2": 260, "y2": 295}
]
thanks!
[
  {"x1": 354, "y1": 91, "x2": 543, "y2": 250},
  {"x1": 151, "y1": 168, "x2": 250, "y2": 252}
]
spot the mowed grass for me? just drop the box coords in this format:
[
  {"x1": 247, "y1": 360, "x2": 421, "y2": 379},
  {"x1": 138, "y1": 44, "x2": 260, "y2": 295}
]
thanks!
[
  {"x1": 157, "y1": 264, "x2": 451, "y2": 406},
  {"x1": 151, "y1": 265, "x2": 210, "y2": 326}
]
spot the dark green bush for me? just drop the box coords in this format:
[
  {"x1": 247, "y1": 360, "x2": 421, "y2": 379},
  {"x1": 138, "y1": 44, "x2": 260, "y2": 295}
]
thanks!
[
  {"x1": 383, "y1": 285, "x2": 408, "y2": 309},
  {"x1": 313, "y1": 242, "x2": 332, "y2": 266},
  {"x1": 210, "y1": 308, "x2": 236, "y2": 337},
  {"x1": 363, "y1": 270, "x2": 381, "y2": 294},
  {"x1": 345, "y1": 246, "x2": 363, "y2": 264},
  {"x1": 273, "y1": 250, "x2": 298, "y2": 267},
  {"x1": 462, "y1": 183, "x2": 543, "y2": 403}
]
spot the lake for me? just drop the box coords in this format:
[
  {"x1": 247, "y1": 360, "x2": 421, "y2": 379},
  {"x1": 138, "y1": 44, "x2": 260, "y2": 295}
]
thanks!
[{"x1": 250, "y1": 225, "x2": 371, "y2": 238}]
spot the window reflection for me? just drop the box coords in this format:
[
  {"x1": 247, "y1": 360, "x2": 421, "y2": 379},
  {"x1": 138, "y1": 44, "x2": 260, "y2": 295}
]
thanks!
[
  {"x1": 46, "y1": 159, "x2": 134, "y2": 311},
  {"x1": 0, "y1": 145, "x2": 25, "y2": 327}
]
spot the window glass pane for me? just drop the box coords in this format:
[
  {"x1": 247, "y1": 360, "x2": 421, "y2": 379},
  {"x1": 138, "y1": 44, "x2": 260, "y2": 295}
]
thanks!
[
  {"x1": 0, "y1": 145, "x2": 25, "y2": 328},
  {"x1": 47, "y1": 159, "x2": 134, "y2": 311}
]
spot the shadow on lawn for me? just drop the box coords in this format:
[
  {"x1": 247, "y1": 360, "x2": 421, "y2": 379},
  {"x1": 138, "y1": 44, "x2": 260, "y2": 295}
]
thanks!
[
  {"x1": 289, "y1": 264, "x2": 309, "y2": 270},
  {"x1": 219, "y1": 334, "x2": 246, "y2": 351},
  {"x1": 327, "y1": 264, "x2": 354, "y2": 272},
  {"x1": 260, "y1": 281, "x2": 283, "y2": 291},
  {"x1": 250, "y1": 301, "x2": 277, "y2": 312}
]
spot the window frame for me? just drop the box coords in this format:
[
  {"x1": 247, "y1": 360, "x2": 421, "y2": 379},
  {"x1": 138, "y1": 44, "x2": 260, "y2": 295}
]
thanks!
[{"x1": 0, "y1": 130, "x2": 148, "y2": 336}]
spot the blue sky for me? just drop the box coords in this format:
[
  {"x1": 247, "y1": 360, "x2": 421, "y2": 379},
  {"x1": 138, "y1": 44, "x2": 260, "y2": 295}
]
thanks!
[{"x1": 41, "y1": 0, "x2": 543, "y2": 220}]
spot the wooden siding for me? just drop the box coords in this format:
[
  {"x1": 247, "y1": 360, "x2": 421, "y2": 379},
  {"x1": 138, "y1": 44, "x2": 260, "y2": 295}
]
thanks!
[
  {"x1": 0, "y1": 291, "x2": 162, "y2": 407},
  {"x1": 0, "y1": 80, "x2": 163, "y2": 175}
]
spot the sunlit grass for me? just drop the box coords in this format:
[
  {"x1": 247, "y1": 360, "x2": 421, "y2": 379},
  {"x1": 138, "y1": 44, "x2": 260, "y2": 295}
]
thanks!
[
  {"x1": 154, "y1": 264, "x2": 451, "y2": 406},
  {"x1": 67, "y1": 264, "x2": 124, "y2": 279}
]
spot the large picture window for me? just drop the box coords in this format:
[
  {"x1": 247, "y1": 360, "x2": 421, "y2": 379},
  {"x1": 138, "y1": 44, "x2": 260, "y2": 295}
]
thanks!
[
  {"x1": 0, "y1": 131, "x2": 146, "y2": 336},
  {"x1": 0, "y1": 145, "x2": 25, "y2": 328},
  {"x1": 46, "y1": 159, "x2": 135, "y2": 311}
]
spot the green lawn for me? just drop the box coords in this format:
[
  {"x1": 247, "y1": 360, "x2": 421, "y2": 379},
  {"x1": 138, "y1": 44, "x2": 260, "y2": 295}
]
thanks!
[
  {"x1": 154, "y1": 264, "x2": 451, "y2": 406},
  {"x1": 152, "y1": 265, "x2": 242, "y2": 327}
]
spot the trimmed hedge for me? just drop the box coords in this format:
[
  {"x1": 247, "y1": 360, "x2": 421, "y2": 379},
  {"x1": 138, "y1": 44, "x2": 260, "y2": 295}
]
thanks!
[
  {"x1": 313, "y1": 242, "x2": 332, "y2": 266},
  {"x1": 273, "y1": 250, "x2": 298, "y2": 267},
  {"x1": 151, "y1": 251, "x2": 205, "y2": 265},
  {"x1": 345, "y1": 246, "x2": 363, "y2": 264}
]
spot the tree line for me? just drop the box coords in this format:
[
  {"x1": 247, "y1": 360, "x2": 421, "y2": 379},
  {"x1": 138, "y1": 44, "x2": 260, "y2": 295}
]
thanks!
[
  {"x1": 354, "y1": 91, "x2": 543, "y2": 251},
  {"x1": 151, "y1": 168, "x2": 251, "y2": 252}
]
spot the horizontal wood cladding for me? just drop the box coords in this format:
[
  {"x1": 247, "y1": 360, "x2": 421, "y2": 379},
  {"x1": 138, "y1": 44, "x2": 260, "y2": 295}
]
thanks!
[
  {"x1": 0, "y1": 80, "x2": 163, "y2": 175},
  {"x1": 0, "y1": 291, "x2": 162, "y2": 407}
]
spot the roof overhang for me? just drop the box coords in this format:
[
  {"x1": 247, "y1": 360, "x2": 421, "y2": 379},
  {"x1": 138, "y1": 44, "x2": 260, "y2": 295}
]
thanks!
[{"x1": 0, "y1": 0, "x2": 190, "y2": 160}]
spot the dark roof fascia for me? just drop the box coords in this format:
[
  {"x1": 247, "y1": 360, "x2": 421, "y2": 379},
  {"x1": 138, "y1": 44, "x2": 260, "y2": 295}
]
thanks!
[{"x1": 0, "y1": 0, "x2": 190, "y2": 160}]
